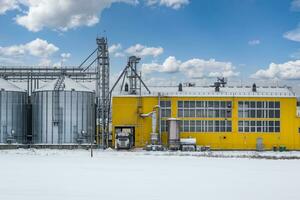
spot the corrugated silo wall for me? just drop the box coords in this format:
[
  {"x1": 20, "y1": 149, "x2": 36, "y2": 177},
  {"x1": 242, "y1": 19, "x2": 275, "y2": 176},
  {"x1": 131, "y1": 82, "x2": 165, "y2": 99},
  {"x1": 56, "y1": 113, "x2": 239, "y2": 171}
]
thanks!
[
  {"x1": 0, "y1": 91, "x2": 27, "y2": 144},
  {"x1": 31, "y1": 90, "x2": 95, "y2": 144}
]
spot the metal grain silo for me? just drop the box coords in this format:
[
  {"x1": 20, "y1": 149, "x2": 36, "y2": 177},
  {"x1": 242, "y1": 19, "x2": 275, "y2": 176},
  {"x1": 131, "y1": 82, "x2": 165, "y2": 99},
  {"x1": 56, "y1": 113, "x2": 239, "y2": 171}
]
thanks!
[
  {"x1": 32, "y1": 76, "x2": 95, "y2": 144},
  {"x1": 0, "y1": 78, "x2": 27, "y2": 144}
]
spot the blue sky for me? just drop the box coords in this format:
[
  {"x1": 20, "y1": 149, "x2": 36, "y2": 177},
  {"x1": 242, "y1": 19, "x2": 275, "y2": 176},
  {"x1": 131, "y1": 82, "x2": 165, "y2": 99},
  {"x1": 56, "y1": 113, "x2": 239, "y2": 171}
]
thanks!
[{"x1": 1, "y1": 0, "x2": 300, "y2": 86}]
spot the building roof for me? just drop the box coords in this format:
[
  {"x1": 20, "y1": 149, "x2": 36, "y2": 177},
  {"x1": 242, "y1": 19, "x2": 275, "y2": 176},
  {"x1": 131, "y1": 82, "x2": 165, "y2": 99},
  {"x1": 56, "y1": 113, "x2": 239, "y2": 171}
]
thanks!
[
  {"x1": 34, "y1": 77, "x2": 93, "y2": 92},
  {"x1": 114, "y1": 85, "x2": 295, "y2": 98},
  {"x1": 0, "y1": 78, "x2": 26, "y2": 92}
]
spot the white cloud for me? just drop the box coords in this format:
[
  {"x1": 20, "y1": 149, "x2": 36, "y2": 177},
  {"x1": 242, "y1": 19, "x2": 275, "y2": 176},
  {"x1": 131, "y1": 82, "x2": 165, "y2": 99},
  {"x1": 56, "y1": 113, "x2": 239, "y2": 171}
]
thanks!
[
  {"x1": 53, "y1": 53, "x2": 71, "y2": 67},
  {"x1": 248, "y1": 39, "x2": 260, "y2": 46},
  {"x1": 15, "y1": 0, "x2": 138, "y2": 32},
  {"x1": 0, "y1": 38, "x2": 59, "y2": 65},
  {"x1": 61, "y1": 52, "x2": 71, "y2": 63},
  {"x1": 283, "y1": 27, "x2": 300, "y2": 42},
  {"x1": 109, "y1": 43, "x2": 164, "y2": 58},
  {"x1": 0, "y1": 0, "x2": 19, "y2": 15},
  {"x1": 125, "y1": 44, "x2": 163, "y2": 57},
  {"x1": 39, "y1": 58, "x2": 52, "y2": 66},
  {"x1": 61, "y1": 52, "x2": 71, "y2": 60},
  {"x1": 142, "y1": 56, "x2": 180, "y2": 73},
  {"x1": 283, "y1": 1, "x2": 300, "y2": 41},
  {"x1": 109, "y1": 43, "x2": 122, "y2": 54},
  {"x1": 291, "y1": 0, "x2": 300, "y2": 11},
  {"x1": 142, "y1": 56, "x2": 239, "y2": 78},
  {"x1": 146, "y1": 0, "x2": 189, "y2": 9},
  {"x1": 25, "y1": 38, "x2": 59, "y2": 57},
  {"x1": 251, "y1": 60, "x2": 300, "y2": 80},
  {"x1": 109, "y1": 43, "x2": 125, "y2": 57}
]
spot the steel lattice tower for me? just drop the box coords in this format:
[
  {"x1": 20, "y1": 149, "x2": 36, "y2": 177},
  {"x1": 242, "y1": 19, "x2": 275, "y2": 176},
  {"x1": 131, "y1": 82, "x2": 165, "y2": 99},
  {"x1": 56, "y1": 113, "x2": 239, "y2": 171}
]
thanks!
[{"x1": 96, "y1": 37, "x2": 110, "y2": 148}]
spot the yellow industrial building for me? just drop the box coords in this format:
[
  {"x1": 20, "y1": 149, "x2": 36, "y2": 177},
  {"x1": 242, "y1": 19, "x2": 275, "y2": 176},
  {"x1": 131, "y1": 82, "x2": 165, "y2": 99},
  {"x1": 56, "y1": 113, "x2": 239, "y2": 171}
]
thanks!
[{"x1": 112, "y1": 84, "x2": 300, "y2": 150}]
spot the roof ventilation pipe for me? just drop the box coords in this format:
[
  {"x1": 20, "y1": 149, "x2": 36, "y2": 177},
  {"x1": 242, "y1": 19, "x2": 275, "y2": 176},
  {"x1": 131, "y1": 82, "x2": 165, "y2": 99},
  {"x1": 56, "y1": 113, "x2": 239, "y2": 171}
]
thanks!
[
  {"x1": 124, "y1": 83, "x2": 129, "y2": 92},
  {"x1": 140, "y1": 105, "x2": 160, "y2": 145},
  {"x1": 252, "y1": 83, "x2": 257, "y2": 92},
  {"x1": 178, "y1": 83, "x2": 183, "y2": 92}
]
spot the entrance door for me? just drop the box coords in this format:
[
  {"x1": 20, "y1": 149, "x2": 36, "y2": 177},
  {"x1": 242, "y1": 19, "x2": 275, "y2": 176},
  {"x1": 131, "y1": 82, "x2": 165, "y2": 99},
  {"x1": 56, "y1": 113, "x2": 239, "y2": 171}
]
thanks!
[{"x1": 256, "y1": 137, "x2": 264, "y2": 151}]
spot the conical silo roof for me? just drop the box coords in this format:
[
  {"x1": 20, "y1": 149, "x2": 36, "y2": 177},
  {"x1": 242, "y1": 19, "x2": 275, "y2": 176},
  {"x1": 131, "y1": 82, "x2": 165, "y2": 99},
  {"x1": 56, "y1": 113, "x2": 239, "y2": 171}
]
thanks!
[
  {"x1": 0, "y1": 78, "x2": 26, "y2": 92},
  {"x1": 34, "y1": 77, "x2": 93, "y2": 92}
]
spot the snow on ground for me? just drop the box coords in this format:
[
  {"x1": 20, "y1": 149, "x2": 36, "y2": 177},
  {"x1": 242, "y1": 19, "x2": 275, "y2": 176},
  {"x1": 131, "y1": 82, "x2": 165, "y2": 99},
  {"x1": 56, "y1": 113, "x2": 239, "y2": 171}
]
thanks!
[{"x1": 0, "y1": 149, "x2": 300, "y2": 200}]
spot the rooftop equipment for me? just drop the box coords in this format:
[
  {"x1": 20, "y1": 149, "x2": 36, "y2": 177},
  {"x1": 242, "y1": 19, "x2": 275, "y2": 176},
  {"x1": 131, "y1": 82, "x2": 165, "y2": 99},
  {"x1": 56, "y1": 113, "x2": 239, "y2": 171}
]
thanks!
[
  {"x1": 252, "y1": 83, "x2": 257, "y2": 92},
  {"x1": 178, "y1": 83, "x2": 183, "y2": 92},
  {"x1": 0, "y1": 78, "x2": 27, "y2": 144},
  {"x1": 212, "y1": 77, "x2": 227, "y2": 92},
  {"x1": 31, "y1": 77, "x2": 95, "y2": 144}
]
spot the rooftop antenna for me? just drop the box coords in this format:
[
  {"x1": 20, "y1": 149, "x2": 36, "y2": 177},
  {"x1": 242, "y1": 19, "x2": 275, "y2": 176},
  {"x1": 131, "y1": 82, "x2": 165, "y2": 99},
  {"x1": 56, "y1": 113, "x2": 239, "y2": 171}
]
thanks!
[{"x1": 211, "y1": 77, "x2": 227, "y2": 92}]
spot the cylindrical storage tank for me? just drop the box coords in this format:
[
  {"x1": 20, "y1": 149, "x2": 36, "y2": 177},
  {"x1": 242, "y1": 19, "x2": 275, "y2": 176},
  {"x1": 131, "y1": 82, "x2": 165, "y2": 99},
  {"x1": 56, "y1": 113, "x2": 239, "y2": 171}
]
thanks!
[
  {"x1": 32, "y1": 77, "x2": 95, "y2": 144},
  {"x1": 167, "y1": 118, "x2": 180, "y2": 149},
  {"x1": 0, "y1": 79, "x2": 27, "y2": 144}
]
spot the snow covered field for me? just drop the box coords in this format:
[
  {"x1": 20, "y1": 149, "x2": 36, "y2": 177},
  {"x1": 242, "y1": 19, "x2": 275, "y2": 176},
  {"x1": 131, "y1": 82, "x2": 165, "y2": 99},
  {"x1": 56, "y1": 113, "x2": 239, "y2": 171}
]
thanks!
[{"x1": 0, "y1": 149, "x2": 300, "y2": 200}]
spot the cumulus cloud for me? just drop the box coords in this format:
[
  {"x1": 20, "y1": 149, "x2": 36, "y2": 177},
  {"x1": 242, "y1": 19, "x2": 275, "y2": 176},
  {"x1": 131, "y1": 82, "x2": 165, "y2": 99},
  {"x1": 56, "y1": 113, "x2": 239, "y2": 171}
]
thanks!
[
  {"x1": 251, "y1": 60, "x2": 300, "y2": 80},
  {"x1": 142, "y1": 56, "x2": 239, "y2": 78},
  {"x1": 248, "y1": 39, "x2": 260, "y2": 46},
  {"x1": 0, "y1": 38, "x2": 59, "y2": 65},
  {"x1": 146, "y1": 0, "x2": 189, "y2": 9},
  {"x1": 15, "y1": 0, "x2": 138, "y2": 32},
  {"x1": 109, "y1": 43, "x2": 163, "y2": 58},
  {"x1": 125, "y1": 44, "x2": 163, "y2": 57},
  {"x1": 0, "y1": 0, "x2": 19, "y2": 14},
  {"x1": 109, "y1": 43, "x2": 125, "y2": 57}
]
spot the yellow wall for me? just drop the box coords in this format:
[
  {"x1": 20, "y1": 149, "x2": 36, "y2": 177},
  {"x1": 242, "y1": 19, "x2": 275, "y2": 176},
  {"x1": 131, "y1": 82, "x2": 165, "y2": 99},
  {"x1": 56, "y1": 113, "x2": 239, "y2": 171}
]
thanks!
[{"x1": 112, "y1": 95, "x2": 300, "y2": 150}]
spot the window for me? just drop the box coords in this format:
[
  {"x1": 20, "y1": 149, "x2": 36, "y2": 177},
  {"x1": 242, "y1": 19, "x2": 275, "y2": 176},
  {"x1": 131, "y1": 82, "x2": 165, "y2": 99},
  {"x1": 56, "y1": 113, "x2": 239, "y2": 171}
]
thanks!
[
  {"x1": 238, "y1": 120, "x2": 280, "y2": 133},
  {"x1": 179, "y1": 120, "x2": 232, "y2": 133},
  {"x1": 238, "y1": 101, "x2": 280, "y2": 119},
  {"x1": 160, "y1": 100, "x2": 171, "y2": 132},
  {"x1": 177, "y1": 100, "x2": 232, "y2": 118}
]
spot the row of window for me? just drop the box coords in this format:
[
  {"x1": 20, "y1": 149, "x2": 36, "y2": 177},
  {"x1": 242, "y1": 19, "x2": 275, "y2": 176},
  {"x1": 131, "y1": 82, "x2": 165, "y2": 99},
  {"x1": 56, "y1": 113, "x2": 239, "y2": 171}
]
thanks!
[
  {"x1": 161, "y1": 120, "x2": 281, "y2": 133},
  {"x1": 178, "y1": 101, "x2": 232, "y2": 109},
  {"x1": 162, "y1": 101, "x2": 280, "y2": 109},
  {"x1": 238, "y1": 109, "x2": 280, "y2": 118},
  {"x1": 238, "y1": 101, "x2": 280, "y2": 109},
  {"x1": 178, "y1": 109, "x2": 232, "y2": 118},
  {"x1": 238, "y1": 120, "x2": 280, "y2": 133},
  {"x1": 161, "y1": 120, "x2": 232, "y2": 133},
  {"x1": 160, "y1": 100, "x2": 282, "y2": 133}
]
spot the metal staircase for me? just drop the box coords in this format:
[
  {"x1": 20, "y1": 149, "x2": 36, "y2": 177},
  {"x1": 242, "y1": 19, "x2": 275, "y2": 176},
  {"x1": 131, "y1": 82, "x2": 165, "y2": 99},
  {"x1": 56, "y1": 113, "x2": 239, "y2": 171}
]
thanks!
[{"x1": 53, "y1": 76, "x2": 65, "y2": 143}]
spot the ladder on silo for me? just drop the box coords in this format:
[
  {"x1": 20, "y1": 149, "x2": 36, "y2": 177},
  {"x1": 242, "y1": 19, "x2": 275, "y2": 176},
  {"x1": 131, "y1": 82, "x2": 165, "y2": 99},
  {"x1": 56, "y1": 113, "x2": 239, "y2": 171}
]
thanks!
[{"x1": 53, "y1": 76, "x2": 65, "y2": 143}]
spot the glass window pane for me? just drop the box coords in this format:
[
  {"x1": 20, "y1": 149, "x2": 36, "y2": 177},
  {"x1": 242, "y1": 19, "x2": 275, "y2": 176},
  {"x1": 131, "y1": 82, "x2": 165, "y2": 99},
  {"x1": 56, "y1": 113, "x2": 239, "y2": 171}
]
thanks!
[
  {"x1": 184, "y1": 101, "x2": 189, "y2": 108},
  {"x1": 190, "y1": 109, "x2": 195, "y2": 117},
  {"x1": 178, "y1": 101, "x2": 183, "y2": 108},
  {"x1": 257, "y1": 102, "x2": 262, "y2": 108},
  {"x1": 250, "y1": 101, "x2": 256, "y2": 108},
  {"x1": 275, "y1": 110, "x2": 280, "y2": 118},
  {"x1": 178, "y1": 109, "x2": 183, "y2": 117},
  {"x1": 190, "y1": 101, "x2": 195, "y2": 108},
  {"x1": 269, "y1": 110, "x2": 274, "y2": 118}
]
